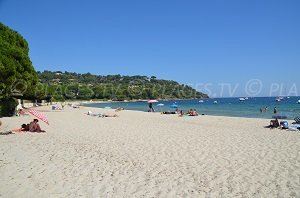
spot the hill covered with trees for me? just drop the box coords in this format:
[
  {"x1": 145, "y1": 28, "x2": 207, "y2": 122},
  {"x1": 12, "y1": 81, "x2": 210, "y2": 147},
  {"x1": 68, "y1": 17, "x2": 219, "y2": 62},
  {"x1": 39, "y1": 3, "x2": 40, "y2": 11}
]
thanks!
[{"x1": 37, "y1": 71, "x2": 208, "y2": 101}]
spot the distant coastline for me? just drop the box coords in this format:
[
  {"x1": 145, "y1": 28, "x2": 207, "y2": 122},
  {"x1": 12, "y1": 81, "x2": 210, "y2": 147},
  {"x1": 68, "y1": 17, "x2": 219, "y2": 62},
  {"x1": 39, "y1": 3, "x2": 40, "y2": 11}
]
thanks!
[{"x1": 83, "y1": 96, "x2": 300, "y2": 120}]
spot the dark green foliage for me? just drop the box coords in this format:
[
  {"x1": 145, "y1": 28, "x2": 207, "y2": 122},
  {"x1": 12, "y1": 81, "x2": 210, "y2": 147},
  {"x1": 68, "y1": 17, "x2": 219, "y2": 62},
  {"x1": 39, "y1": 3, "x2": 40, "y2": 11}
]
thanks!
[
  {"x1": 38, "y1": 71, "x2": 208, "y2": 101},
  {"x1": 0, "y1": 23, "x2": 38, "y2": 100},
  {"x1": 0, "y1": 97, "x2": 18, "y2": 117}
]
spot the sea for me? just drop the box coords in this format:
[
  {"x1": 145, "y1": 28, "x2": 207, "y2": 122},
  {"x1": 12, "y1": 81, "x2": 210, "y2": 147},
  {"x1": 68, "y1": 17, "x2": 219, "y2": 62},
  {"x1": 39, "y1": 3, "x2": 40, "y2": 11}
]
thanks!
[{"x1": 84, "y1": 97, "x2": 300, "y2": 119}]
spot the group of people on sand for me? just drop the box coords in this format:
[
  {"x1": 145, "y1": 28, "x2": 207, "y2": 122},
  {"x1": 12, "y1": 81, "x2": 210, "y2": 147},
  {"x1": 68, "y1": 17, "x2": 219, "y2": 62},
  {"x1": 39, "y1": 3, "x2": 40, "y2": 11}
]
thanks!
[
  {"x1": 87, "y1": 110, "x2": 118, "y2": 118},
  {"x1": 179, "y1": 109, "x2": 199, "y2": 116},
  {"x1": 23, "y1": 119, "x2": 46, "y2": 132},
  {"x1": 86, "y1": 106, "x2": 125, "y2": 117},
  {"x1": 161, "y1": 108, "x2": 200, "y2": 116},
  {"x1": 0, "y1": 119, "x2": 45, "y2": 134}
]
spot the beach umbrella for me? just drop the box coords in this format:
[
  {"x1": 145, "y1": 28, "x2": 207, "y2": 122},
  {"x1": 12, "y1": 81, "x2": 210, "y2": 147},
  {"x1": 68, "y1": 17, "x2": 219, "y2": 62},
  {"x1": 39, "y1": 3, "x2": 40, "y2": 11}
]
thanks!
[
  {"x1": 272, "y1": 114, "x2": 287, "y2": 119},
  {"x1": 170, "y1": 104, "x2": 178, "y2": 108},
  {"x1": 28, "y1": 109, "x2": 49, "y2": 125},
  {"x1": 148, "y1": 99, "x2": 158, "y2": 103}
]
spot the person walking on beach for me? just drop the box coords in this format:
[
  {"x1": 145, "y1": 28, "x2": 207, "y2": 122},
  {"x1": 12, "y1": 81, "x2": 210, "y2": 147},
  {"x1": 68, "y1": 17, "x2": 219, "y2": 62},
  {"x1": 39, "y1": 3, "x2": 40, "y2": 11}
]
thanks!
[
  {"x1": 149, "y1": 103, "x2": 155, "y2": 112},
  {"x1": 274, "y1": 107, "x2": 277, "y2": 114}
]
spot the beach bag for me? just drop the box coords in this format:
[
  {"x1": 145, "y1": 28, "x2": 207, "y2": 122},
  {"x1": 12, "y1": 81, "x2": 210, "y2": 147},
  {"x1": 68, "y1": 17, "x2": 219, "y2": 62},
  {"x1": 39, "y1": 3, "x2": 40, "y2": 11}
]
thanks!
[{"x1": 280, "y1": 121, "x2": 288, "y2": 129}]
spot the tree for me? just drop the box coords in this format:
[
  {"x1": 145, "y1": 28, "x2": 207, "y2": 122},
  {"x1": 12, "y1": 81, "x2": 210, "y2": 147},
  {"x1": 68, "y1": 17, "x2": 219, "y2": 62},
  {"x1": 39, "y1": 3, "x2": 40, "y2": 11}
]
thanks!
[
  {"x1": 0, "y1": 23, "x2": 38, "y2": 99},
  {"x1": 0, "y1": 23, "x2": 38, "y2": 116}
]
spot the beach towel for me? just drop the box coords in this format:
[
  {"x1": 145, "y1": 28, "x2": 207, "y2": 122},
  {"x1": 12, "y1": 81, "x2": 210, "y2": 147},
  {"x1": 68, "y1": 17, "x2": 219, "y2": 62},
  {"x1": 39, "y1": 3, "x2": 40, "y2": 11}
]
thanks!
[{"x1": 288, "y1": 124, "x2": 300, "y2": 131}]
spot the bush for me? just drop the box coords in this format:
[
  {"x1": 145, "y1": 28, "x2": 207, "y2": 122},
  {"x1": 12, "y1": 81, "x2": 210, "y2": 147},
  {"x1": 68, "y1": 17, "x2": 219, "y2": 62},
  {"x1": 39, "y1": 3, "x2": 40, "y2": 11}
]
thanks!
[{"x1": 0, "y1": 98, "x2": 18, "y2": 117}]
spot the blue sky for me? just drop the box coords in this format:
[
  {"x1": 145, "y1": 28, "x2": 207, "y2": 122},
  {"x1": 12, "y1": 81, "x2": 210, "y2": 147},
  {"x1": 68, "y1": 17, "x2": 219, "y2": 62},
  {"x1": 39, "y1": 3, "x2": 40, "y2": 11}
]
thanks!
[{"x1": 0, "y1": 0, "x2": 299, "y2": 97}]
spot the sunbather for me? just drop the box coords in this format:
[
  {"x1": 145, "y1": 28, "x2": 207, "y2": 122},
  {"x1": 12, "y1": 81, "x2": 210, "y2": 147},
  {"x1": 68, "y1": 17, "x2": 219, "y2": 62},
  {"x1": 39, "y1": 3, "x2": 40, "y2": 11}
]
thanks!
[
  {"x1": 87, "y1": 111, "x2": 118, "y2": 118},
  {"x1": 189, "y1": 109, "x2": 199, "y2": 116},
  {"x1": 101, "y1": 113, "x2": 118, "y2": 117},
  {"x1": 10, "y1": 124, "x2": 30, "y2": 133},
  {"x1": 87, "y1": 111, "x2": 101, "y2": 117},
  {"x1": 29, "y1": 119, "x2": 45, "y2": 132},
  {"x1": 268, "y1": 118, "x2": 280, "y2": 128},
  {"x1": 162, "y1": 111, "x2": 176, "y2": 114}
]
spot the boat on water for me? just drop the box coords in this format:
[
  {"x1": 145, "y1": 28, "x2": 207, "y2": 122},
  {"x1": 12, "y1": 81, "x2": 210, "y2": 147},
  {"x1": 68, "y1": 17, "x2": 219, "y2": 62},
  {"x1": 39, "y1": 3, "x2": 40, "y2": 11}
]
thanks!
[
  {"x1": 199, "y1": 100, "x2": 204, "y2": 103},
  {"x1": 276, "y1": 96, "x2": 284, "y2": 102},
  {"x1": 245, "y1": 97, "x2": 249, "y2": 100},
  {"x1": 239, "y1": 98, "x2": 245, "y2": 101},
  {"x1": 297, "y1": 100, "x2": 300, "y2": 104},
  {"x1": 213, "y1": 101, "x2": 218, "y2": 104}
]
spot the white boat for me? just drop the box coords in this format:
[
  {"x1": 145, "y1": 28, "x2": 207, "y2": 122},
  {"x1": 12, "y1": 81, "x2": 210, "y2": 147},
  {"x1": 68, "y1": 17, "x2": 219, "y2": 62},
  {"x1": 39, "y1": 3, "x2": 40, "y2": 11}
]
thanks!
[
  {"x1": 245, "y1": 97, "x2": 249, "y2": 100},
  {"x1": 239, "y1": 98, "x2": 245, "y2": 101},
  {"x1": 213, "y1": 101, "x2": 218, "y2": 104},
  {"x1": 276, "y1": 97, "x2": 283, "y2": 102},
  {"x1": 199, "y1": 100, "x2": 204, "y2": 103},
  {"x1": 297, "y1": 100, "x2": 300, "y2": 104}
]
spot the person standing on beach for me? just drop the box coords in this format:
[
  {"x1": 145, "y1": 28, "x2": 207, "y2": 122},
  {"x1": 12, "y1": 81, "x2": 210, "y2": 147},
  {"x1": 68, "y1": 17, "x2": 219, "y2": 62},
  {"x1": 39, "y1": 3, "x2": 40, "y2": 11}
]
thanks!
[
  {"x1": 149, "y1": 103, "x2": 154, "y2": 112},
  {"x1": 274, "y1": 107, "x2": 277, "y2": 114}
]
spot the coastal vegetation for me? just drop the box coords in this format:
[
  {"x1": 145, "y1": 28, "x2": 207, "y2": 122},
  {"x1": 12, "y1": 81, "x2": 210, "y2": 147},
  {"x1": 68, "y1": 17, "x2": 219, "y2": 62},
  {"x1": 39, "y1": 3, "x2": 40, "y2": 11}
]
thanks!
[
  {"x1": 37, "y1": 71, "x2": 208, "y2": 101},
  {"x1": 0, "y1": 23, "x2": 38, "y2": 116},
  {"x1": 0, "y1": 22, "x2": 208, "y2": 115}
]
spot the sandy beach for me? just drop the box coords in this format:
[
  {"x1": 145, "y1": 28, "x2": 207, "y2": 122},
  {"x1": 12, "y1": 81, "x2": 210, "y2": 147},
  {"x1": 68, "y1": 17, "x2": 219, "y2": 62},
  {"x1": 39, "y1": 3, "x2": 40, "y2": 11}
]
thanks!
[{"x1": 0, "y1": 106, "x2": 299, "y2": 197}]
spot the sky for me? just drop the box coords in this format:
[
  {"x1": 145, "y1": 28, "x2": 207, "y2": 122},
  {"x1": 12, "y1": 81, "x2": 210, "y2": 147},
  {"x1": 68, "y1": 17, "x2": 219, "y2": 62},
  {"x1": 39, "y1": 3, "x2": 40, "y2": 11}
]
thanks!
[{"x1": 0, "y1": 0, "x2": 299, "y2": 97}]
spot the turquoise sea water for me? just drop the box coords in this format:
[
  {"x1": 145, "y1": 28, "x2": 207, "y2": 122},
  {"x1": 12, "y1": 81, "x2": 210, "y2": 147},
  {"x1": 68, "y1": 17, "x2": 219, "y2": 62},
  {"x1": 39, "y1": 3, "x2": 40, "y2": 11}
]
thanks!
[{"x1": 84, "y1": 97, "x2": 300, "y2": 119}]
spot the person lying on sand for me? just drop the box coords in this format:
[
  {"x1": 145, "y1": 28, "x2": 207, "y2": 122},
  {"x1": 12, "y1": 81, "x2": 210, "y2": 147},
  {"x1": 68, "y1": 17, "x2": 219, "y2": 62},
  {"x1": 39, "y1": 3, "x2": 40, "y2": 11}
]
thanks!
[
  {"x1": 101, "y1": 114, "x2": 118, "y2": 118},
  {"x1": 161, "y1": 111, "x2": 176, "y2": 114},
  {"x1": 10, "y1": 124, "x2": 30, "y2": 133},
  {"x1": 86, "y1": 111, "x2": 118, "y2": 118}
]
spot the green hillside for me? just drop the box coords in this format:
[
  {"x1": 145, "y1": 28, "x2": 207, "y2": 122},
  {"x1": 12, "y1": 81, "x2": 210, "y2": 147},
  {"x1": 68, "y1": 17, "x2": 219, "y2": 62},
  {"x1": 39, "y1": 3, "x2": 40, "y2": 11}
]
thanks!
[{"x1": 37, "y1": 71, "x2": 208, "y2": 101}]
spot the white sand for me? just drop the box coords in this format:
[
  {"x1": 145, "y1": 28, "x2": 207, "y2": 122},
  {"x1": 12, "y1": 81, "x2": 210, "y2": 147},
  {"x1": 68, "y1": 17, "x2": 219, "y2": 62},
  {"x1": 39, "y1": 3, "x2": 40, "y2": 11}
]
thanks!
[{"x1": 0, "y1": 106, "x2": 300, "y2": 197}]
